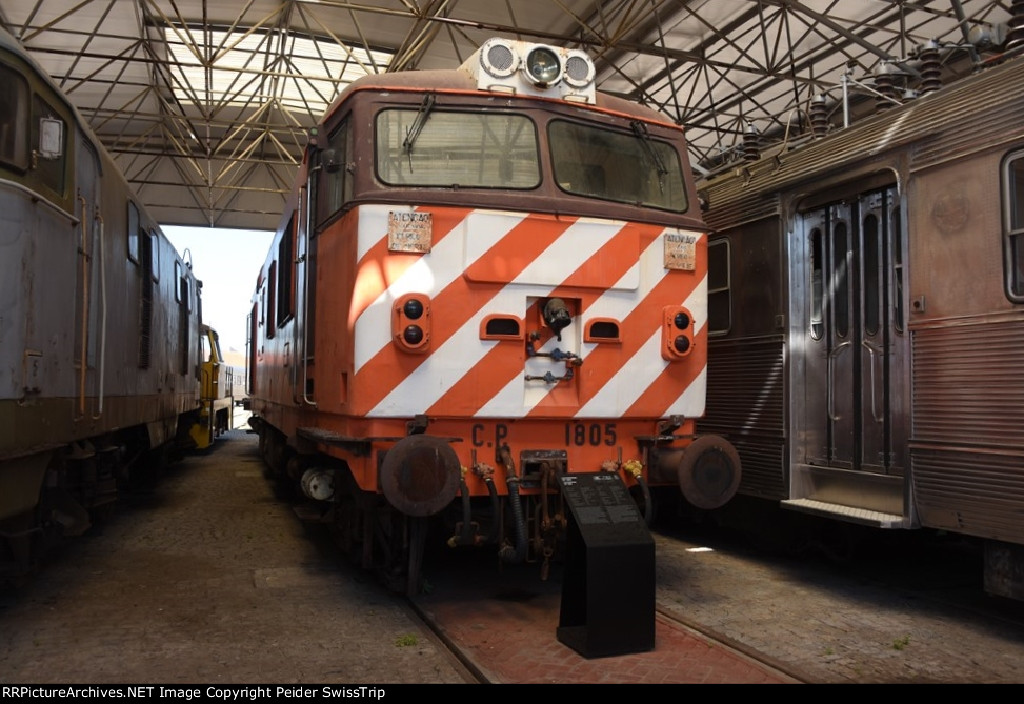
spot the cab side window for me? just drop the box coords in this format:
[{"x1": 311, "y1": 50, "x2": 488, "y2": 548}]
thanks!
[
  {"x1": 317, "y1": 117, "x2": 351, "y2": 225},
  {"x1": 0, "y1": 63, "x2": 29, "y2": 171}
]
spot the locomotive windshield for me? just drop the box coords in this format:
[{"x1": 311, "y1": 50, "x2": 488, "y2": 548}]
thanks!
[
  {"x1": 549, "y1": 119, "x2": 687, "y2": 212},
  {"x1": 376, "y1": 108, "x2": 540, "y2": 188},
  {"x1": 373, "y1": 106, "x2": 688, "y2": 212}
]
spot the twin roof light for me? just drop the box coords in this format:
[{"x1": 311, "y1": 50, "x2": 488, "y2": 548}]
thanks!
[{"x1": 460, "y1": 38, "x2": 597, "y2": 104}]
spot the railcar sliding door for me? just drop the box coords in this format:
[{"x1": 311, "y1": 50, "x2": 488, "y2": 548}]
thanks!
[{"x1": 796, "y1": 186, "x2": 906, "y2": 483}]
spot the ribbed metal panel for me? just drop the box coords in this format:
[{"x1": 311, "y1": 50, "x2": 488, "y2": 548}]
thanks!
[
  {"x1": 911, "y1": 317, "x2": 1024, "y2": 544},
  {"x1": 912, "y1": 108, "x2": 1024, "y2": 170},
  {"x1": 911, "y1": 319, "x2": 1024, "y2": 447},
  {"x1": 730, "y1": 437, "x2": 785, "y2": 499},
  {"x1": 699, "y1": 336, "x2": 786, "y2": 499},
  {"x1": 913, "y1": 449, "x2": 1024, "y2": 543},
  {"x1": 701, "y1": 187, "x2": 780, "y2": 232}
]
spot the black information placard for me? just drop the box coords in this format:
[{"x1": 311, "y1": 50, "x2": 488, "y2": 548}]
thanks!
[
  {"x1": 556, "y1": 472, "x2": 655, "y2": 659},
  {"x1": 560, "y1": 472, "x2": 643, "y2": 526}
]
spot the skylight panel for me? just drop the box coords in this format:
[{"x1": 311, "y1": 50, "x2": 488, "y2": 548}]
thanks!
[{"x1": 163, "y1": 26, "x2": 393, "y2": 114}]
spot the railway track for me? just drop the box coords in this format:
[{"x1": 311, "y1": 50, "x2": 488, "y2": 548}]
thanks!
[
  {"x1": 408, "y1": 498, "x2": 1024, "y2": 684},
  {"x1": 4, "y1": 431, "x2": 1023, "y2": 685},
  {"x1": 405, "y1": 532, "x2": 800, "y2": 684}
]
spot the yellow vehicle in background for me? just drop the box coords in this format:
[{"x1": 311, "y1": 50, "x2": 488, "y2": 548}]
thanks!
[{"x1": 188, "y1": 324, "x2": 234, "y2": 450}]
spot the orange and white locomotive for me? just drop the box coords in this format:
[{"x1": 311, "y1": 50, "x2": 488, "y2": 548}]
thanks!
[{"x1": 247, "y1": 38, "x2": 740, "y2": 592}]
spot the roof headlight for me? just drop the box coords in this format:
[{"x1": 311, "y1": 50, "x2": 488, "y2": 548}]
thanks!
[{"x1": 525, "y1": 46, "x2": 562, "y2": 86}]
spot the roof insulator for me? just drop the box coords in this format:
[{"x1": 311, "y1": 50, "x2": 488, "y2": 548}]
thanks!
[
  {"x1": 809, "y1": 94, "x2": 829, "y2": 138},
  {"x1": 918, "y1": 40, "x2": 942, "y2": 95},
  {"x1": 742, "y1": 124, "x2": 760, "y2": 161}
]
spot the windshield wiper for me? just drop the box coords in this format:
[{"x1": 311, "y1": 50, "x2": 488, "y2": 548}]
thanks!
[
  {"x1": 402, "y1": 94, "x2": 437, "y2": 171},
  {"x1": 630, "y1": 120, "x2": 668, "y2": 194}
]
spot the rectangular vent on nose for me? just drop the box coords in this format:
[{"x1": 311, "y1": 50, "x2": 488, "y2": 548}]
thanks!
[
  {"x1": 585, "y1": 319, "x2": 621, "y2": 343},
  {"x1": 481, "y1": 315, "x2": 523, "y2": 340}
]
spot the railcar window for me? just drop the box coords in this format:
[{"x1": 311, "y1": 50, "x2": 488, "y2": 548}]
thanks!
[
  {"x1": 863, "y1": 214, "x2": 880, "y2": 336},
  {"x1": 549, "y1": 120, "x2": 687, "y2": 212},
  {"x1": 318, "y1": 118, "x2": 351, "y2": 224},
  {"x1": 127, "y1": 202, "x2": 140, "y2": 263},
  {"x1": 31, "y1": 95, "x2": 65, "y2": 195},
  {"x1": 174, "y1": 263, "x2": 193, "y2": 312},
  {"x1": 266, "y1": 261, "x2": 277, "y2": 339},
  {"x1": 278, "y1": 215, "x2": 296, "y2": 324},
  {"x1": 893, "y1": 204, "x2": 904, "y2": 332},
  {"x1": 0, "y1": 64, "x2": 29, "y2": 170},
  {"x1": 810, "y1": 227, "x2": 824, "y2": 340},
  {"x1": 148, "y1": 230, "x2": 159, "y2": 282},
  {"x1": 248, "y1": 304, "x2": 258, "y2": 392},
  {"x1": 180, "y1": 280, "x2": 191, "y2": 376},
  {"x1": 833, "y1": 220, "x2": 849, "y2": 338},
  {"x1": 376, "y1": 109, "x2": 539, "y2": 188},
  {"x1": 1004, "y1": 152, "x2": 1024, "y2": 302},
  {"x1": 707, "y1": 239, "x2": 731, "y2": 335}
]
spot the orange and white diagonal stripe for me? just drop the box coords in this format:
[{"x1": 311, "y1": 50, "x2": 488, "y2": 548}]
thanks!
[{"x1": 346, "y1": 204, "x2": 706, "y2": 420}]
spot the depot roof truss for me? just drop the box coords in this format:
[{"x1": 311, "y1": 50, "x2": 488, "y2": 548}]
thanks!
[{"x1": 0, "y1": 0, "x2": 1016, "y2": 229}]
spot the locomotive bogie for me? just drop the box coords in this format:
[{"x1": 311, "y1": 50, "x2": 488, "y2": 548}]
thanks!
[{"x1": 250, "y1": 408, "x2": 727, "y2": 591}]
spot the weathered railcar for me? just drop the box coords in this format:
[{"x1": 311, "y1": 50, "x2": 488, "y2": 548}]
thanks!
[
  {"x1": 697, "y1": 46, "x2": 1024, "y2": 599},
  {"x1": 0, "y1": 27, "x2": 211, "y2": 579}
]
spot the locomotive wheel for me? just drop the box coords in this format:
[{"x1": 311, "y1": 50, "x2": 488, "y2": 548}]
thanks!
[
  {"x1": 405, "y1": 517, "x2": 428, "y2": 597},
  {"x1": 373, "y1": 507, "x2": 428, "y2": 596},
  {"x1": 677, "y1": 435, "x2": 742, "y2": 510},
  {"x1": 330, "y1": 468, "x2": 364, "y2": 560},
  {"x1": 327, "y1": 470, "x2": 429, "y2": 596},
  {"x1": 0, "y1": 511, "x2": 40, "y2": 583}
]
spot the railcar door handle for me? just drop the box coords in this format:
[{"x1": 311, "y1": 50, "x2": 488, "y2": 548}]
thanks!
[
  {"x1": 862, "y1": 340, "x2": 884, "y2": 423},
  {"x1": 827, "y1": 340, "x2": 852, "y2": 421}
]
